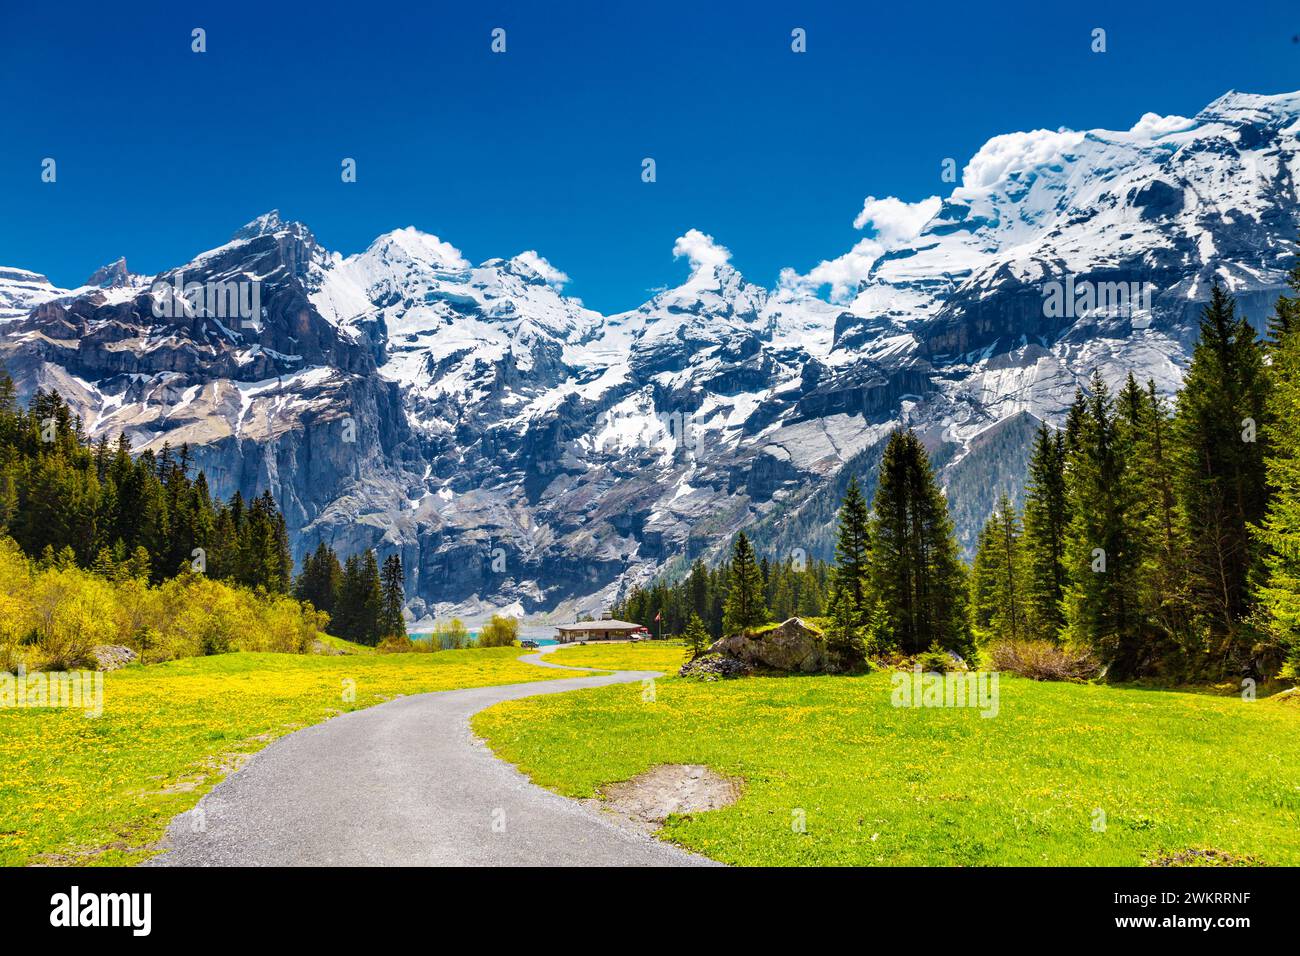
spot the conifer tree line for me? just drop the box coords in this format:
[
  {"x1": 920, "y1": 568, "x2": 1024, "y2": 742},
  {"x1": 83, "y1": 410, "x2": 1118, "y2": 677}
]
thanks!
[
  {"x1": 295, "y1": 542, "x2": 407, "y2": 646},
  {"x1": 971, "y1": 274, "x2": 1300, "y2": 680},
  {"x1": 614, "y1": 544, "x2": 831, "y2": 642},
  {"x1": 0, "y1": 379, "x2": 292, "y2": 592}
]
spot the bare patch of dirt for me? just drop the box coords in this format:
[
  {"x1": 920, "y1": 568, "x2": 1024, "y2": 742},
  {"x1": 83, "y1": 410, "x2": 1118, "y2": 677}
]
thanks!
[
  {"x1": 210, "y1": 752, "x2": 251, "y2": 776},
  {"x1": 153, "y1": 775, "x2": 204, "y2": 796},
  {"x1": 1146, "y1": 847, "x2": 1261, "y2": 867},
  {"x1": 33, "y1": 834, "x2": 161, "y2": 866},
  {"x1": 146, "y1": 745, "x2": 260, "y2": 796},
  {"x1": 585, "y1": 764, "x2": 742, "y2": 834}
]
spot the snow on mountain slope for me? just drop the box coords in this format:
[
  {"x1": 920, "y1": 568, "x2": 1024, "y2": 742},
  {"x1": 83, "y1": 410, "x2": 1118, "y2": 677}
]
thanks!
[
  {"x1": 2, "y1": 88, "x2": 1299, "y2": 620},
  {"x1": 311, "y1": 228, "x2": 603, "y2": 423},
  {"x1": 0, "y1": 268, "x2": 69, "y2": 321}
]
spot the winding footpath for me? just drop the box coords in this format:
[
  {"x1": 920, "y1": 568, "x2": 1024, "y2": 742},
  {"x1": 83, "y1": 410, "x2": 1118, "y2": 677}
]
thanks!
[{"x1": 148, "y1": 646, "x2": 715, "y2": 866}]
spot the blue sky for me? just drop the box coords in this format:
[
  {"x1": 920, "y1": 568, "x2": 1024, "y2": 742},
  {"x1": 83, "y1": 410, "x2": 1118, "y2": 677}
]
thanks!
[{"x1": 2, "y1": 0, "x2": 1298, "y2": 313}]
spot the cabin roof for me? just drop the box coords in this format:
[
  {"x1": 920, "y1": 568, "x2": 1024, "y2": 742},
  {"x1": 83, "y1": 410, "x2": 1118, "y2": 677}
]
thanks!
[{"x1": 554, "y1": 620, "x2": 644, "y2": 632}]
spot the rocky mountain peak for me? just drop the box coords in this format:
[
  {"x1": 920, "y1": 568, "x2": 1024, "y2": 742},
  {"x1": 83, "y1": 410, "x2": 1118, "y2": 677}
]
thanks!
[
  {"x1": 83, "y1": 257, "x2": 133, "y2": 289},
  {"x1": 232, "y1": 209, "x2": 292, "y2": 240}
]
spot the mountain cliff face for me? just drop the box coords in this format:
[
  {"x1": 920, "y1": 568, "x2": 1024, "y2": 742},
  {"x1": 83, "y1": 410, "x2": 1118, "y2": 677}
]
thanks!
[{"x1": 3, "y1": 90, "x2": 1299, "y2": 625}]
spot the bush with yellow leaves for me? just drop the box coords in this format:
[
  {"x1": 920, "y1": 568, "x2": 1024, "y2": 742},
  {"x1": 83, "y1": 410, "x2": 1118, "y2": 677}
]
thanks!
[{"x1": 0, "y1": 534, "x2": 327, "y2": 672}]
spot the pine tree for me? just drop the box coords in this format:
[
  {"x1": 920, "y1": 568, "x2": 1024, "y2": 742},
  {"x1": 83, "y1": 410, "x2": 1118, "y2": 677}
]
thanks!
[
  {"x1": 1062, "y1": 372, "x2": 1144, "y2": 676},
  {"x1": 796, "y1": 565, "x2": 825, "y2": 617},
  {"x1": 969, "y1": 495, "x2": 1027, "y2": 643},
  {"x1": 295, "y1": 542, "x2": 343, "y2": 616},
  {"x1": 0, "y1": 380, "x2": 293, "y2": 592},
  {"x1": 829, "y1": 476, "x2": 872, "y2": 628},
  {"x1": 1022, "y1": 422, "x2": 1069, "y2": 639},
  {"x1": 824, "y1": 476, "x2": 871, "y2": 667},
  {"x1": 770, "y1": 560, "x2": 796, "y2": 620},
  {"x1": 868, "y1": 429, "x2": 971, "y2": 656},
  {"x1": 969, "y1": 518, "x2": 999, "y2": 639},
  {"x1": 380, "y1": 553, "x2": 406, "y2": 639},
  {"x1": 359, "y1": 549, "x2": 384, "y2": 645},
  {"x1": 1064, "y1": 388, "x2": 1088, "y2": 453},
  {"x1": 687, "y1": 559, "x2": 709, "y2": 621},
  {"x1": 684, "y1": 612, "x2": 710, "y2": 660},
  {"x1": 334, "y1": 554, "x2": 364, "y2": 643},
  {"x1": 1117, "y1": 374, "x2": 1188, "y2": 665},
  {"x1": 1256, "y1": 251, "x2": 1300, "y2": 675},
  {"x1": 1171, "y1": 283, "x2": 1270, "y2": 676},
  {"x1": 722, "y1": 532, "x2": 767, "y2": 636}
]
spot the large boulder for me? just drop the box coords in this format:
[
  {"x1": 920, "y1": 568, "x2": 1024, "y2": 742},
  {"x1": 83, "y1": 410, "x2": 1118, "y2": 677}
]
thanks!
[{"x1": 709, "y1": 618, "x2": 829, "y2": 673}]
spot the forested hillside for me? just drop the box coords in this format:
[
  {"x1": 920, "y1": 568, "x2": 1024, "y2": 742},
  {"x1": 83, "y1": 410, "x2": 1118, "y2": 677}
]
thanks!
[{"x1": 0, "y1": 379, "x2": 292, "y2": 590}]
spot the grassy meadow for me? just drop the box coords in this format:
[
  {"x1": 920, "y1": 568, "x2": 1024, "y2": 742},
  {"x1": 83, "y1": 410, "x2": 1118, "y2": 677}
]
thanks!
[
  {"x1": 0, "y1": 647, "x2": 569, "y2": 866},
  {"x1": 548, "y1": 640, "x2": 689, "y2": 672},
  {"x1": 474, "y1": 647, "x2": 1300, "y2": 866}
]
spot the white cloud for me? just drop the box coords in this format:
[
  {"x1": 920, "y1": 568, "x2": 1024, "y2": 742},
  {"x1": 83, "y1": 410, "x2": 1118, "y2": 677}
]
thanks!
[
  {"x1": 1128, "y1": 111, "x2": 1195, "y2": 138},
  {"x1": 780, "y1": 238, "x2": 884, "y2": 304},
  {"x1": 956, "y1": 128, "x2": 1086, "y2": 194},
  {"x1": 672, "y1": 228, "x2": 731, "y2": 273},
  {"x1": 512, "y1": 250, "x2": 570, "y2": 287},
  {"x1": 784, "y1": 196, "x2": 937, "y2": 302},
  {"x1": 852, "y1": 195, "x2": 942, "y2": 244}
]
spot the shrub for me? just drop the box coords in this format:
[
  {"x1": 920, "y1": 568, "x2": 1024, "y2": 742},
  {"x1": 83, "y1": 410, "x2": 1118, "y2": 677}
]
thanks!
[
  {"x1": 28, "y1": 566, "x2": 117, "y2": 670},
  {"x1": 824, "y1": 619, "x2": 867, "y2": 673},
  {"x1": 915, "y1": 646, "x2": 962, "y2": 674},
  {"x1": 989, "y1": 639, "x2": 1101, "y2": 682},
  {"x1": 429, "y1": 618, "x2": 470, "y2": 649},
  {"x1": 875, "y1": 643, "x2": 968, "y2": 674},
  {"x1": 0, "y1": 533, "x2": 330, "y2": 670},
  {"x1": 0, "y1": 540, "x2": 33, "y2": 672},
  {"x1": 376, "y1": 634, "x2": 415, "y2": 653},
  {"x1": 478, "y1": 614, "x2": 519, "y2": 647}
]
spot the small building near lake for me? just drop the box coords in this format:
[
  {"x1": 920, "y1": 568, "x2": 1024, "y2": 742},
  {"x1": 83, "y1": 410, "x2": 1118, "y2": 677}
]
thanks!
[{"x1": 553, "y1": 619, "x2": 650, "y2": 643}]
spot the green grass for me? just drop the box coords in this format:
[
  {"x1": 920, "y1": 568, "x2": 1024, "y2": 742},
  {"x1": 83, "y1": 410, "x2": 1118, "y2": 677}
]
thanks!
[
  {"x1": 0, "y1": 647, "x2": 569, "y2": 866},
  {"x1": 474, "y1": 670, "x2": 1300, "y2": 866},
  {"x1": 313, "y1": 631, "x2": 377, "y2": 654},
  {"x1": 549, "y1": 640, "x2": 689, "y2": 673}
]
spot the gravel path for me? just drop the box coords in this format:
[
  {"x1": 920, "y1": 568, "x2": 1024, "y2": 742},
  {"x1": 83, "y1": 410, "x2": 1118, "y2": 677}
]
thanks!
[{"x1": 147, "y1": 646, "x2": 714, "y2": 866}]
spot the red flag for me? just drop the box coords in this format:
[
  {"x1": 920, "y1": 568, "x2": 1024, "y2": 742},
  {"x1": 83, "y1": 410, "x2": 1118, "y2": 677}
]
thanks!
[{"x1": 654, "y1": 611, "x2": 661, "y2": 622}]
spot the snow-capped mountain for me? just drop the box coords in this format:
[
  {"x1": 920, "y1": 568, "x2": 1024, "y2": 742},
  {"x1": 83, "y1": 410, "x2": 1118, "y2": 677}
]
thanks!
[
  {"x1": 0, "y1": 268, "x2": 69, "y2": 322},
  {"x1": 3, "y1": 89, "x2": 1298, "y2": 624}
]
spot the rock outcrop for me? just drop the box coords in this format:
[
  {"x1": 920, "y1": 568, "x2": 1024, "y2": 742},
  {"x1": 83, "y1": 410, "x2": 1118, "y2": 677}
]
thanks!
[
  {"x1": 710, "y1": 618, "x2": 829, "y2": 673},
  {"x1": 91, "y1": 645, "x2": 138, "y2": 671}
]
